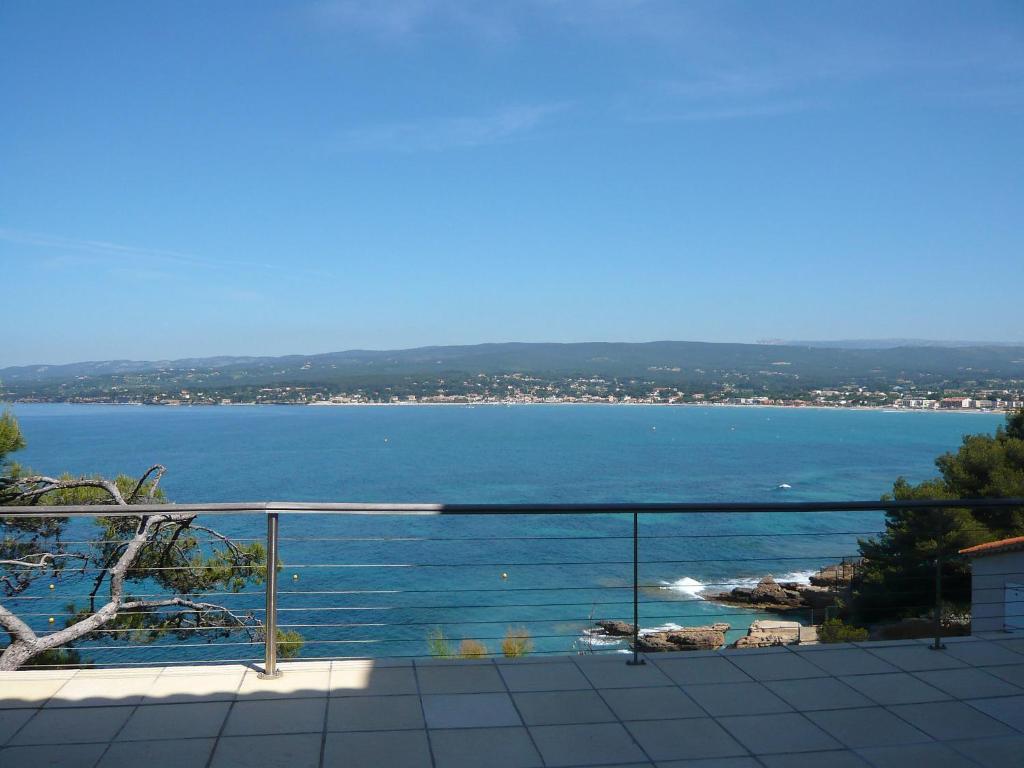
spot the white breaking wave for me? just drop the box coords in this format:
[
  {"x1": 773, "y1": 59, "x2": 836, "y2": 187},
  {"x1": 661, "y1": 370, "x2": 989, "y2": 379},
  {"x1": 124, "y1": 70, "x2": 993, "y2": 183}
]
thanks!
[
  {"x1": 720, "y1": 570, "x2": 817, "y2": 592},
  {"x1": 578, "y1": 629, "x2": 627, "y2": 647},
  {"x1": 659, "y1": 577, "x2": 707, "y2": 599},
  {"x1": 659, "y1": 570, "x2": 818, "y2": 599},
  {"x1": 638, "y1": 622, "x2": 683, "y2": 636}
]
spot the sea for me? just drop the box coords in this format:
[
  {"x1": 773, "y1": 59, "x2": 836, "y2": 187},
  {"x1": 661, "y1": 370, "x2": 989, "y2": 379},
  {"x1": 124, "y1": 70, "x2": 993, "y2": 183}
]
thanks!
[{"x1": 6, "y1": 403, "x2": 1005, "y2": 663}]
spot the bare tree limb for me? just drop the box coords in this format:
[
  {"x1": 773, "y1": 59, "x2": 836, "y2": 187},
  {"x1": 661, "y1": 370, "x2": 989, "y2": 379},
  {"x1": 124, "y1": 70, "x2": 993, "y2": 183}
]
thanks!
[
  {"x1": 126, "y1": 465, "x2": 166, "y2": 504},
  {"x1": 9, "y1": 475, "x2": 127, "y2": 506},
  {"x1": 0, "y1": 552, "x2": 89, "y2": 568}
]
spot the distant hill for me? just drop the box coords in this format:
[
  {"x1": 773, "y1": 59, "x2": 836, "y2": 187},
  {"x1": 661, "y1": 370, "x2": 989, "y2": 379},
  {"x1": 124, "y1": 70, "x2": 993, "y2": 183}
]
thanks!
[
  {"x1": 774, "y1": 339, "x2": 1024, "y2": 350},
  {"x1": 3, "y1": 341, "x2": 1024, "y2": 393}
]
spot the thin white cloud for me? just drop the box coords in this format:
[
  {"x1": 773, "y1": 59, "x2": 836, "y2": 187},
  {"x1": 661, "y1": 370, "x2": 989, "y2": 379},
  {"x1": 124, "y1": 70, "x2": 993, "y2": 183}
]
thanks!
[
  {"x1": 0, "y1": 227, "x2": 326, "y2": 278},
  {"x1": 0, "y1": 228, "x2": 225, "y2": 270},
  {"x1": 334, "y1": 103, "x2": 569, "y2": 153}
]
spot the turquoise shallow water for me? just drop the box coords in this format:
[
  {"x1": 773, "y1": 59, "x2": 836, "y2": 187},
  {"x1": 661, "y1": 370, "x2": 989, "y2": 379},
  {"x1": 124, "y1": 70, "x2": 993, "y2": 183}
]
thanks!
[{"x1": 6, "y1": 404, "x2": 1004, "y2": 662}]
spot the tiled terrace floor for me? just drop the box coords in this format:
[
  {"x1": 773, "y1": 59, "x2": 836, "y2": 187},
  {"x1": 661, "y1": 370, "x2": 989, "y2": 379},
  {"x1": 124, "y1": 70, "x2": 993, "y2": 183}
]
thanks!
[{"x1": 2, "y1": 636, "x2": 1024, "y2": 768}]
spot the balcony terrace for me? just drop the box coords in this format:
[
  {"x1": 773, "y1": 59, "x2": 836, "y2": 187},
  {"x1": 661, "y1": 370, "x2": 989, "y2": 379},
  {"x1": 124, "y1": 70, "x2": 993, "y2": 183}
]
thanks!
[
  {"x1": 2, "y1": 500, "x2": 1023, "y2": 766},
  {"x1": 2, "y1": 636, "x2": 1024, "y2": 767}
]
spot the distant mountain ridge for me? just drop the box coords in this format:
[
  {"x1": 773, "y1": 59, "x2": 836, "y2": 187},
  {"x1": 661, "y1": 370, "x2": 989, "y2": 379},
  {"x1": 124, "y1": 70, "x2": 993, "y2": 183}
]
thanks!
[
  {"x1": 3, "y1": 340, "x2": 1024, "y2": 388},
  {"x1": 772, "y1": 339, "x2": 1024, "y2": 350}
]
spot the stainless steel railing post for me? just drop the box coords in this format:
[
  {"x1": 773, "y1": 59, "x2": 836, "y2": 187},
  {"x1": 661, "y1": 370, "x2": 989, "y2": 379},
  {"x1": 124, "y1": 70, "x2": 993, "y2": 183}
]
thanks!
[
  {"x1": 627, "y1": 511, "x2": 645, "y2": 666},
  {"x1": 259, "y1": 511, "x2": 283, "y2": 678},
  {"x1": 931, "y1": 548, "x2": 946, "y2": 651}
]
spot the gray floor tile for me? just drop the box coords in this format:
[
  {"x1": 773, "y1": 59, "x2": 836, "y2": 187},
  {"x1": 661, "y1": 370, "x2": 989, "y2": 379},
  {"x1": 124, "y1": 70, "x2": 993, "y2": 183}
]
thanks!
[
  {"x1": 141, "y1": 671, "x2": 243, "y2": 703},
  {"x1": 805, "y1": 706, "x2": 931, "y2": 748},
  {"x1": 327, "y1": 694, "x2": 425, "y2": 731},
  {"x1": 967, "y1": 695, "x2": 1024, "y2": 732},
  {"x1": 683, "y1": 682, "x2": 792, "y2": 716},
  {"x1": 323, "y1": 729, "x2": 432, "y2": 768},
  {"x1": 513, "y1": 690, "x2": 617, "y2": 725},
  {"x1": 576, "y1": 658, "x2": 674, "y2": 689},
  {"x1": 117, "y1": 701, "x2": 230, "y2": 740},
  {"x1": 856, "y1": 741, "x2": 980, "y2": 768},
  {"x1": 948, "y1": 735, "x2": 1024, "y2": 768},
  {"x1": 0, "y1": 709, "x2": 34, "y2": 746},
  {"x1": 236, "y1": 669, "x2": 329, "y2": 700},
  {"x1": 764, "y1": 677, "x2": 876, "y2": 711},
  {"x1": 941, "y1": 641, "x2": 1024, "y2": 667},
  {"x1": 797, "y1": 649, "x2": 900, "y2": 676},
  {"x1": 626, "y1": 718, "x2": 747, "y2": 761},
  {"x1": 530, "y1": 722, "x2": 648, "y2": 766},
  {"x1": 430, "y1": 726, "x2": 542, "y2": 767},
  {"x1": 11, "y1": 705, "x2": 134, "y2": 745},
  {"x1": 223, "y1": 697, "x2": 326, "y2": 736},
  {"x1": 838, "y1": 672, "x2": 951, "y2": 705},
  {"x1": 889, "y1": 701, "x2": 1017, "y2": 741},
  {"x1": 211, "y1": 732, "x2": 324, "y2": 768},
  {"x1": 416, "y1": 664, "x2": 506, "y2": 694},
  {"x1": 993, "y1": 638, "x2": 1024, "y2": 655},
  {"x1": 601, "y1": 686, "x2": 705, "y2": 720},
  {"x1": 97, "y1": 737, "x2": 216, "y2": 768},
  {"x1": 0, "y1": 743, "x2": 107, "y2": 767},
  {"x1": 759, "y1": 750, "x2": 870, "y2": 767},
  {"x1": 865, "y1": 645, "x2": 968, "y2": 672},
  {"x1": 499, "y1": 661, "x2": 591, "y2": 691},
  {"x1": 983, "y1": 664, "x2": 1024, "y2": 688},
  {"x1": 726, "y1": 653, "x2": 830, "y2": 681},
  {"x1": 331, "y1": 665, "x2": 418, "y2": 697},
  {"x1": 718, "y1": 712, "x2": 842, "y2": 754},
  {"x1": 652, "y1": 657, "x2": 753, "y2": 686},
  {"x1": 422, "y1": 692, "x2": 521, "y2": 729},
  {"x1": 0, "y1": 677, "x2": 73, "y2": 709},
  {"x1": 45, "y1": 673, "x2": 159, "y2": 708},
  {"x1": 914, "y1": 668, "x2": 1023, "y2": 699}
]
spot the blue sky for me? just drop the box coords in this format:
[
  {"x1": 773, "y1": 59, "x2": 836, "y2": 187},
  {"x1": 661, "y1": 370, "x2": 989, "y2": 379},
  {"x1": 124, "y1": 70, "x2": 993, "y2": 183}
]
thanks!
[{"x1": 2, "y1": 1, "x2": 1022, "y2": 366}]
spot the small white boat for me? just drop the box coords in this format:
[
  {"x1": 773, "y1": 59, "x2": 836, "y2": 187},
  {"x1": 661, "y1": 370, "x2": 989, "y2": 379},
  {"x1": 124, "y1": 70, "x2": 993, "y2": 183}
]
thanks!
[{"x1": 777, "y1": 483, "x2": 792, "y2": 490}]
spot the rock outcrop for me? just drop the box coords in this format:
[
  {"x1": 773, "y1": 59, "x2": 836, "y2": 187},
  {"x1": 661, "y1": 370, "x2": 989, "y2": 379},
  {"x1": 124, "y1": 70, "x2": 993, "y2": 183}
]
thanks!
[
  {"x1": 809, "y1": 561, "x2": 859, "y2": 588},
  {"x1": 634, "y1": 623, "x2": 730, "y2": 653},
  {"x1": 733, "y1": 619, "x2": 802, "y2": 648},
  {"x1": 595, "y1": 620, "x2": 635, "y2": 637},
  {"x1": 589, "y1": 621, "x2": 730, "y2": 652},
  {"x1": 706, "y1": 562, "x2": 856, "y2": 613}
]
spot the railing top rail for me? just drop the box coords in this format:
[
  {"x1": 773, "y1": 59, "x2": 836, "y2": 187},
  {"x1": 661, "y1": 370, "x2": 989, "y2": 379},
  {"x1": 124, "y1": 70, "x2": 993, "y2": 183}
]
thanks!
[{"x1": 1, "y1": 497, "x2": 1022, "y2": 518}]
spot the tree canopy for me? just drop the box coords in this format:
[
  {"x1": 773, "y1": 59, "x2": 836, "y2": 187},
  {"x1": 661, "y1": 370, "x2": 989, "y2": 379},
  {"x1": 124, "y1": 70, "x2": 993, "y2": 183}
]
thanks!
[
  {"x1": 0, "y1": 409, "x2": 299, "y2": 670},
  {"x1": 853, "y1": 409, "x2": 1024, "y2": 622}
]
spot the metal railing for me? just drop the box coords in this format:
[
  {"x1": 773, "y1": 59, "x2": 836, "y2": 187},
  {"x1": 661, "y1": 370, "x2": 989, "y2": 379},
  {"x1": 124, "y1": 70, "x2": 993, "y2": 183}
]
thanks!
[{"x1": 2, "y1": 498, "x2": 1022, "y2": 675}]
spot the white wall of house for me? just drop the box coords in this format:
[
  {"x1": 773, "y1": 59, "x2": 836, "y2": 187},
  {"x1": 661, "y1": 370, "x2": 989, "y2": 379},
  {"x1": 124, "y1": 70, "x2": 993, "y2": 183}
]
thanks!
[{"x1": 970, "y1": 551, "x2": 1024, "y2": 633}]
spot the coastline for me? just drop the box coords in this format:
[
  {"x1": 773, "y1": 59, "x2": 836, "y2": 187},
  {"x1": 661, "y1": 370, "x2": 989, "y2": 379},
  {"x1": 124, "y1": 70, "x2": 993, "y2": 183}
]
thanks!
[{"x1": 10, "y1": 400, "x2": 1010, "y2": 415}]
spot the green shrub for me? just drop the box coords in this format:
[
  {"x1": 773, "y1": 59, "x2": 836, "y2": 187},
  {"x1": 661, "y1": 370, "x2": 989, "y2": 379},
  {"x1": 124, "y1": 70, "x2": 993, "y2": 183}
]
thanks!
[
  {"x1": 427, "y1": 628, "x2": 454, "y2": 658},
  {"x1": 818, "y1": 618, "x2": 869, "y2": 643}
]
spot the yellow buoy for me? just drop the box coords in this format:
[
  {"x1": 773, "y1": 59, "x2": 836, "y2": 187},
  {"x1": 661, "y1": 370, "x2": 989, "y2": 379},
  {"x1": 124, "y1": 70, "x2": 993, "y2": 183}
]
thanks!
[
  {"x1": 48, "y1": 617, "x2": 55, "y2": 624},
  {"x1": 292, "y1": 574, "x2": 299, "y2": 580},
  {"x1": 49, "y1": 583, "x2": 56, "y2": 590}
]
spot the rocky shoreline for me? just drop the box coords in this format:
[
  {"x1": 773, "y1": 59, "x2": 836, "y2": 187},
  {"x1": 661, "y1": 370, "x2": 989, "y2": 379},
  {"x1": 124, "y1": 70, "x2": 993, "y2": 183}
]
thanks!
[{"x1": 590, "y1": 561, "x2": 858, "y2": 652}]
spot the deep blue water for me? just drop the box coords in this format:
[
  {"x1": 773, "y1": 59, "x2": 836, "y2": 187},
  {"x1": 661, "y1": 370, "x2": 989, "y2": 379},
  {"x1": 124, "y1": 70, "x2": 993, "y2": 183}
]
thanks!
[{"x1": 6, "y1": 404, "x2": 1004, "y2": 662}]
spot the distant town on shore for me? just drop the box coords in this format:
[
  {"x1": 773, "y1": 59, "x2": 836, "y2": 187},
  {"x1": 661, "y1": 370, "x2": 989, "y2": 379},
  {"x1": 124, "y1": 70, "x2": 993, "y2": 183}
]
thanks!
[{"x1": 3, "y1": 340, "x2": 1022, "y2": 410}]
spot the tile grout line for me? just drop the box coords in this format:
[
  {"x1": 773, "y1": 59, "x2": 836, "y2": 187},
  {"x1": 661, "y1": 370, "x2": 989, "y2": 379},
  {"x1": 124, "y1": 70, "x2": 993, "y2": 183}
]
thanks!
[
  {"x1": 495, "y1": 656, "x2": 549, "y2": 766},
  {"x1": 411, "y1": 658, "x2": 438, "y2": 768},
  {"x1": 317, "y1": 662, "x2": 333, "y2": 768},
  {"x1": 86, "y1": 668, "x2": 164, "y2": 768},
  {"x1": 1, "y1": 669, "x2": 82, "y2": 749},
  {"x1": 717, "y1": 650, "x2": 941, "y2": 759},
  {"x1": 201, "y1": 665, "x2": 248, "y2": 768},
  {"x1": 658, "y1": 665, "x2": 780, "y2": 768}
]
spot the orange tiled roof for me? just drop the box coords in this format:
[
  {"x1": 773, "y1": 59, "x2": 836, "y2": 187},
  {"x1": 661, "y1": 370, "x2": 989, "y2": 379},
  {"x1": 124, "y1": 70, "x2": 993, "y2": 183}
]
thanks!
[{"x1": 960, "y1": 536, "x2": 1024, "y2": 557}]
